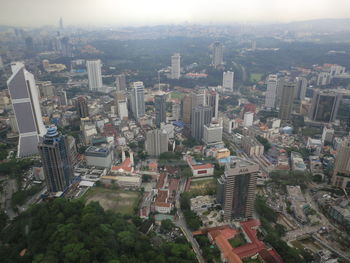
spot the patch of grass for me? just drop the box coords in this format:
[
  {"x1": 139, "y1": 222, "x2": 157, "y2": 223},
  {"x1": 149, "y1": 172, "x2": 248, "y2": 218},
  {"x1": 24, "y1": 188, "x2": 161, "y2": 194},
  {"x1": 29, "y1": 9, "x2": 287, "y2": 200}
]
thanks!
[
  {"x1": 189, "y1": 178, "x2": 217, "y2": 196},
  {"x1": 250, "y1": 73, "x2": 263, "y2": 82},
  {"x1": 228, "y1": 232, "x2": 247, "y2": 248},
  {"x1": 83, "y1": 187, "x2": 140, "y2": 215},
  {"x1": 170, "y1": 91, "x2": 185, "y2": 100}
]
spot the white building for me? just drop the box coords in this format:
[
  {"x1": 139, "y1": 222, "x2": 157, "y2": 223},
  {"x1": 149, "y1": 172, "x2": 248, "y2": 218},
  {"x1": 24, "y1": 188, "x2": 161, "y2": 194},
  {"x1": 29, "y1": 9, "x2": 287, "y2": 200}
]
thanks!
[
  {"x1": 171, "y1": 53, "x2": 181, "y2": 79},
  {"x1": 85, "y1": 146, "x2": 114, "y2": 169},
  {"x1": 7, "y1": 62, "x2": 46, "y2": 157},
  {"x1": 317, "y1": 72, "x2": 332, "y2": 86},
  {"x1": 222, "y1": 71, "x2": 234, "y2": 93},
  {"x1": 130, "y1": 81, "x2": 145, "y2": 119},
  {"x1": 243, "y1": 112, "x2": 254, "y2": 127},
  {"x1": 203, "y1": 123, "x2": 223, "y2": 145},
  {"x1": 330, "y1": 65, "x2": 346, "y2": 77},
  {"x1": 86, "y1": 60, "x2": 103, "y2": 91},
  {"x1": 145, "y1": 129, "x2": 168, "y2": 157},
  {"x1": 212, "y1": 41, "x2": 224, "y2": 67},
  {"x1": 265, "y1": 74, "x2": 278, "y2": 109},
  {"x1": 321, "y1": 126, "x2": 334, "y2": 144},
  {"x1": 117, "y1": 99, "x2": 128, "y2": 120}
]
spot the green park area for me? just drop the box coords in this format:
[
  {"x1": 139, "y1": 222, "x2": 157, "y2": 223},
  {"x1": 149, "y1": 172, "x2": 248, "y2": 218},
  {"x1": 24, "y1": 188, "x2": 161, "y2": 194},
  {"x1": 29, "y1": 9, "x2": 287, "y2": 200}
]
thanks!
[
  {"x1": 228, "y1": 232, "x2": 247, "y2": 248},
  {"x1": 189, "y1": 177, "x2": 217, "y2": 196},
  {"x1": 170, "y1": 91, "x2": 185, "y2": 100},
  {"x1": 84, "y1": 187, "x2": 140, "y2": 215},
  {"x1": 250, "y1": 73, "x2": 264, "y2": 82}
]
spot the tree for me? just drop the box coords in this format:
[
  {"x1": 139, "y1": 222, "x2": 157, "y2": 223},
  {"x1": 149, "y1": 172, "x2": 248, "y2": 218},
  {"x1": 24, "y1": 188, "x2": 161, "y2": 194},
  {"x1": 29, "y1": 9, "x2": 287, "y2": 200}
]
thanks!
[
  {"x1": 181, "y1": 167, "x2": 193, "y2": 178},
  {"x1": 160, "y1": 219, "x2": 175, "y2": 233}
]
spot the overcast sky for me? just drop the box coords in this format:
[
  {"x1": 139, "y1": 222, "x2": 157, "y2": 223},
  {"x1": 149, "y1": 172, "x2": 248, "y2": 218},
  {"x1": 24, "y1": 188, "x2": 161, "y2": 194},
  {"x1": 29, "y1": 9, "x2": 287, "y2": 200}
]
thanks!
[{"x1": 1, "y1": 0, "x2": 350, "y2": 27}]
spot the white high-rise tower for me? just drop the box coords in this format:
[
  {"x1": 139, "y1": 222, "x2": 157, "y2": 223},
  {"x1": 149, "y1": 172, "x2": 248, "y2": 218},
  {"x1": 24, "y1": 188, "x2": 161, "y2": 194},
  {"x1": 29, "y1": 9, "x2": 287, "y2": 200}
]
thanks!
[
  {"x1": 86, "y1": 60, "x2": 103, "y2": 91},
  {"x1": 7, "y1": 62, "x2": 46, "y2": 157},
  {"x1": 223, "y1": 71, "x2": 234, "y2": 93},
  {"x1": 212, "y1": 42, "x2": 224, "y2": 68},
  {"x1": 171, "y1": 53, "x2": 181, "y2": 79},
  {"x1": 265, "y1": 74, "x2": 278, "y2": 109},
  {"x1": 130, "y1": 82, "x2": 145, "y2": 119}
]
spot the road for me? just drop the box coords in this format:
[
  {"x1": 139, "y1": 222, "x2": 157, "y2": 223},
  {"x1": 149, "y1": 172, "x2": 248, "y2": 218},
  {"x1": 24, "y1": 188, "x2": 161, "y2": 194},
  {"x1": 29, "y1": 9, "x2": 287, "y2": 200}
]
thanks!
[{"x1": 174, "y1": 177, "x2": 205, "y2": 263}]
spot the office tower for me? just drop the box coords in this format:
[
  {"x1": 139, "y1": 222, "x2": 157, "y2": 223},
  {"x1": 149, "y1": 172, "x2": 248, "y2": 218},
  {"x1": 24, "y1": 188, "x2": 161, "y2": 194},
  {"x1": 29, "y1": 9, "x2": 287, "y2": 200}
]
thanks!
[
  {"x1": 60, "y1": 37, "x2": 72, "y2": 57},
  {"x1": 278, "y1": 82, "x2": 295, "y2": 121},
  {"x1": 317, "y1": 72, "x2": 331, "y2": 86},
  {"x1": 172, "y1": 102, "x2": 181, "y2": 121},
  {"x1": 212, "y1": 41, "x2": 224, "y2": 68},
  {"x1": 25, "y1": 37, "x2": 34, "y2": 52},
  {"x1": 0, "y1": 55, "x2": 4, "y2": 70},
  {"x1": 295, "y1": 77, "x2": 307, "y2": 101},
  {"x1": 59, "y1": 17, "x2": 64, "y2": 30},
  {"x1": 171, "y1": 53, "x2": 181, "y2": 79},
  {"x1": 203, "y1": 123, "x2": 223, "y2": 145},
  {"x1": 57, "y1": 90, "x2": 68, "y2": 106},
  {"x1": 206, "y1": 89, "x2": 219, "y2": 120},
  {"x1": 7, "y1": 62, "x2": 46, "y2": 157},
  {"x1": 330, "y1": 65, "x2": 346, "y2": 77},
  {"x1": 191, "y1": 105, "x2": 212, "y2": 141},
  {"x1": 223, "y1": 71, "x2": 234, "y2": 93},
  {"x1": 117, "y1": 99, "x2": 128, "y2": 120},
  {"x1": 75, "y1": 96, "x2": 89, "y2": 118},
  {"x1": 155, "y1": 94, "x2": 167, "y2": 128},
  {"x1": 115, "y1": 74, "x2": 127, "y2": 91},
  {"x1": 145, "y1": 129, "x2": 168, "y2": 157},
  {"x1": 130, "y1": 81, "x2": 145, "y2": 119},
  {"x1": 308, "y1": 90, "x2": 342, "y2": 123},
  {"x1": 216, "y1": 157, "x2": 259, "y2": 220},
  {"x1": 182, "y1": 95, "x2": 192, "y2": 125},
  {"x1": 191, "y1": 89, "x2": 206, "y2": 108},
  {"x1": 243, "y1": 112, "x2": 254, "y2": 127},
  {"x1": 265, "y1": 74, "x2": 278, "y2": 109},
  {"x1": 38, "y1": 126, "x2": 73, "y2": 193},
  {"x1": 86, "y1": 60, "x2": 103, "y2": 91},
  {"x1": 332, "y1": 136, "x2": 350, "y2": 189}
]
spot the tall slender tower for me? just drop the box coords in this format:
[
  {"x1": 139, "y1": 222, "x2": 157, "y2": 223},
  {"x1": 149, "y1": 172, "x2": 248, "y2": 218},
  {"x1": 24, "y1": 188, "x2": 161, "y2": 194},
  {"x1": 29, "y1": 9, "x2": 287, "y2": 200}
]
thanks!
[
  {"x1": 171, "y1": 53, "x2": 181, "y2": 79},
  {"x1": 38, "y1": 126, "x2": 73, "y2": 193},
  {"x1": 59, "y1": 17, "x2": 64, "y2": 30},
  {"x1": 216, "y1": 157, "x2": 259, "y2": 221},
  {"x1": 223, "y1": 71, "x2": 234, "y2": 93},
  {"x1": 278, "y1": 81, "x2": 295, "y2": 121},
  {"x1": 295, "y1": 77, "x2": 307, "y2": 101},
  {"x1": 86, "y1": 60, "x2": 103, "y2": 91},
  {"x1": 75, "y1": 96, "x2": 89, "y2": 118},
  {"x1": 130, "y1": 81, "x2": 145, "y2": 119},
  {"x1": 115, "y1": 74, "x2": 126, "y2": 92},
  {"x1": 155, "y1": 94, "x2": 167, "y2": 128},
  {"x1": 206, "y1": 89, "x2": 219, "y2": 120},
  {"x1": 145, "y1": 129, "x2": 169, "y2": 157},
  {"x1": 7, "y1": 62, "x2": 46, "y2": 157},
  {"x1": 332, "y1": 136, "x2": 350, "y2": 189},
  {"x1": 191, "y1": 105, "x2": 212, "y2": 142},
  {"x1": 182, "y1": 95, "x2": 192, "y2": 125},
  {"x1": 212, "y1": 42, "x2": 224, "y2": 68},
  {"x1": 265, "y1": 74, "x2": 278, "y2": 109}
]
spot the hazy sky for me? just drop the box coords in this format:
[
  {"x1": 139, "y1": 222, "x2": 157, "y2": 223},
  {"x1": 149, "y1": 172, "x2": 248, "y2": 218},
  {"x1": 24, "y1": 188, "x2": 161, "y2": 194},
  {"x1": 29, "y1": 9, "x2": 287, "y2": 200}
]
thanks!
[{"x1": 1, "y1": 0, "x2": 350, "y2": 27}]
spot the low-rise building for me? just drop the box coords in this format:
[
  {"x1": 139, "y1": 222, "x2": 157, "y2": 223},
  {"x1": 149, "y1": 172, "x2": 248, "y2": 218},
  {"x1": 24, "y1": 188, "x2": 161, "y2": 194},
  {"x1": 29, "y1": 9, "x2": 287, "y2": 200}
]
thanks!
[
  {"x1": 291, "y1": 151, "x2": 306, "y2": 172},
  {"x1": 241, "y1": 136, "x2": 264, "y2": 157},
  {"x1": 100, "y1": 175, "x2": 141, "y2": 188},
  {"x1": 190, "y1": 195, "x2": 216, "y2": 214},
  {"x1": 85, "y1": 145, "x2": 114, "y2": 169}
]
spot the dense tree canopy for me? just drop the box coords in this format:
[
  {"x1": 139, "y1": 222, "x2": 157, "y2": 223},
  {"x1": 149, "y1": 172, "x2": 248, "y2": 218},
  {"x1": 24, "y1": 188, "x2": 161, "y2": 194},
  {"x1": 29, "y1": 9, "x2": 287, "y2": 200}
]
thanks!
[{"x1": 0, "y1": 199, "x2": 196, "y2": 263}]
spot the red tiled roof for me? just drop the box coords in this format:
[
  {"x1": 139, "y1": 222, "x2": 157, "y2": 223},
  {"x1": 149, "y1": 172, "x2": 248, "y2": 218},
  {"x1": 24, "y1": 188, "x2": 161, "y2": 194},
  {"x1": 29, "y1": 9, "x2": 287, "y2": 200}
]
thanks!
[
  {"x1": 192, "y1": 164, "x2": 213, "y2": 170},
  {"x1": 111, "y1": 158, "x2": 133, "y2": 172},
  {"x1": 156, "y1": 173, "x2": 166, "y2": 189},
  {"x1": 215, "y1": 235, "x2": 243, "y2": 263},
  {"x1": 156, "y1": 189, "x2": 168, "y2": 203}
]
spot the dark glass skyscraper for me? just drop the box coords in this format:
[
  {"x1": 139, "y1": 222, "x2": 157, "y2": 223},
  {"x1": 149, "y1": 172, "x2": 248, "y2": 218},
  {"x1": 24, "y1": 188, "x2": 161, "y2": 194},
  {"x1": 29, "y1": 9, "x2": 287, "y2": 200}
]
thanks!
[
  {"x1": 38, "y1": 126, "x2": 73, "y2": 193},
  {"x1": 309, "y1": 90, "x2": 342, "y2": 123},
  {"x1": 191, "y1": 105, "x2": 212, "y2": 142},
  {"x1": 155, "y1": 94, "x2": 166, "y2": 128}
]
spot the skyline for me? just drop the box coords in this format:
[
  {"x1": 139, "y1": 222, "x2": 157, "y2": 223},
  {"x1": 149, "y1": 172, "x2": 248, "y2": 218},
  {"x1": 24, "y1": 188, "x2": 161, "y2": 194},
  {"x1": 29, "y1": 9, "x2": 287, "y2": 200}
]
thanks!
[{"x1": 0, "y1": 0, "x2": 350, "y2": 27}]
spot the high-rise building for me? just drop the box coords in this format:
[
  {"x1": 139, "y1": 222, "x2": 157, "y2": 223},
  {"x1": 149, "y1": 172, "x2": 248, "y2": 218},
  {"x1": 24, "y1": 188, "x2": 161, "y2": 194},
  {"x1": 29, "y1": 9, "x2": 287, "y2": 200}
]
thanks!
[
  {"x1": 308, "y1": 90, "x2": 342, "y2": 123},
  {"x1": 7, "y1": 62, "x2": 46, "y2": 157},
  {"x1": 115, "y1": 74, "x2": 127, "y2": 91},
  {"x1": 117, "y1": 99, "x2": 128, "y2": 120},
  {"x1": 171, "y1": 53, "x2": 181, "y2": 79},
  {"x1": 206, "y1": 89, "x2": 219, "y2": 120},
  {"x1": 191, "y1": 89, "x2": 206, "y2": 108},
  {"x1": 317, "y1": 72, "x2": 332, "y2": 86},
  {"x1": 130, "y1": 81, "x2": 145, "y2": 119},
  {"x1": 265, "y1": 74, "x2": 278, "y2": 109},
  {"x1": 330, "y1": 65, "x2": 346, "y2": 77},
  {"x1": 295, "y1": 77, "x2": 307, "y2": 101},
  {"x1": 86, "y1": 60, "x2": 103, "y2": 91},
  {"x1": 278, "y1": 82, "x2": 295, "y2": 121},
  {"x1": 332, "y1": 136, "x2": 350, "y2": 189},
  {"x1": 182, "y1": 95, "x2": 192, "y2": 125},
  {"x1": 38, "y1": 126, "x2": 73, "y2": 193},
  {"x1": 243, "y1": 112, "x2": 254, "y2": 127},
  {"x1": 0, "y1": 55, "x2": 4, "y2": 70},
  {"x1": 59, "y1": 17, "x2": 64, "y2": 30},
  {"x1": 57, "y1": 90, "x2": 68, "y2": 106},
  {"x1": 216, "y1": 157, "x2": 259, "y2": 220},
  {"x1": 172, "y1": 102, "x2": 181, "y2": 121},
  {"x1": 155, "y1": 94, "x2": 167, "y2": 127},
  {"x1": 75, "y1": 96, "x2": 89, "y2": 118},
  {"x1": 191, "y1": 105, "x2": 212, "y2": 141},
  {"x1": 60, "y1": 37, "x2": 73, "y2": 57},
  {"x1": 212, "y1": 41, "x2": 224, "y2": 68},
  {"x1": 203, "y1": 123, "x2": 223, "y2": 145},
  {"x1": 223, "y1": 71, "x2": 234, "y2": 93},
  {"x1": 145, "y1": 129, "x2": 168, "y2": 157}
]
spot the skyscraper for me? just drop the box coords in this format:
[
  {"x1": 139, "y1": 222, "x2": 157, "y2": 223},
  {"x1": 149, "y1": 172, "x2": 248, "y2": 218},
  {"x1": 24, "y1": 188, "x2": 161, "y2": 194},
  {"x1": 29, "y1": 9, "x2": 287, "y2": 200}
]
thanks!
[
  {"x1": 223, "y1": 71, "x2": 234, "y2": 93},
  {"x1": 0, "y1": 55, "x2": 4, "y2": 70},
  {"x1": 38, "y1": 126, "x2": 73, "y2": 193},
  {"x1": 130, "y1": 81, "x2": 145, "y2": 119},
  {"x1": 7, "y1": 62, "x2": 46, "y2": 157},
  {"x1": 155, "y1": 94, "x2": 167, "y2": 128},
  {"x1": 332, "y1": 136, "x2": 350, "y2": 189},
  {"x1": 182, "y1": 95, "x2": 192, "y2": 125},
  {"x1": 278, "y1": 81, "x2": 295, "y2": 121},
  {"x1": 206, "y1": 89, "x2": 219, "y2": 120},
  {"x1": 212, "y1": 41, "x2": 224, "y2": 68},
  {"x1": 191, "y1": 89, "x2": 206, "y2": 108},
  {"x1": 59, "y1": 17, "x2": 64, "y2": 30},
  {"x1": 191, "y1": 105, "x2": 212, "y2": 141},
  {"x1": 216, "y1": 157, "x2": 259, "y2": 221},
  {"x1": 308, "y1": 90, "x2": 342, "y2": 123},
  {"x1": 115, "y1": 74, "x2": 127, "y2": 92},
  {"x1": 203, "y1": 123, "x2": 223, "y2": 145},
  {"x1": 265, "y1": 74, "x2": 278, "y2": 109},
  {"x1": 75, "y1": 96, "x2": 89, "y2": 118},
  {"x1": 145, "y1": 129, "x2": 168, "y2": 157},
  {"x1": 57, "y1": 90, "x2": 68, "y2": 106},
  {"x1": 295, "y1": 77, "x2": 307, "y2": 101},
  {"x1": 86, "y1": 60, "x2": 103, "y2": 91},
  {"x1": 171, "y1": 53, "x2": 181, "y2": 79}
]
